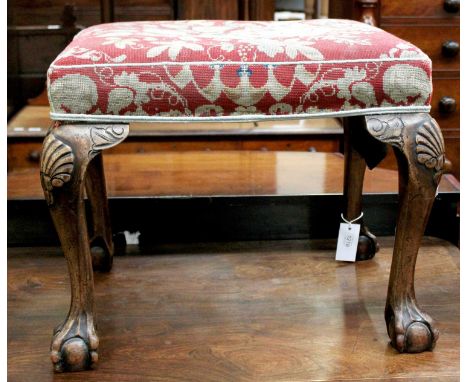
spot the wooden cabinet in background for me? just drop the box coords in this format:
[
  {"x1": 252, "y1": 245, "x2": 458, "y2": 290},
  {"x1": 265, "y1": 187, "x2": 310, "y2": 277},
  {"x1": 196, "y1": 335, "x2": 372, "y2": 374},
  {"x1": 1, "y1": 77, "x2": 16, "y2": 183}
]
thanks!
[
  {"x1": 329, "y1": 0, "x2": 460, "y2": 179},
  {"x1": 177, "y1": 0, "x2": 275, "y2": 20},
  {"x1": 7, "y1": 0, "x2": 275, "y2": 115},
  {"x1": 7, "y1": 106, "x2": 343, "y2": 172},
  {"x1": 380, "y1": 0, "x2": 460, "y2": 179}
]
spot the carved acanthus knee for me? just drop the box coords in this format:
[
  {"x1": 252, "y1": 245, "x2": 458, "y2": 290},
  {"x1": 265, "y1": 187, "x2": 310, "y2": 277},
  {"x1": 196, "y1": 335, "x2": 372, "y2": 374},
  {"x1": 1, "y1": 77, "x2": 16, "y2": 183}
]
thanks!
[
  {"x1": 40, "y1": 133, "x2": 75, "y2": 206},
  {"x1": 365, "y1": 113, "x2": 445, "y2": 184},
  {"x1": 40, "y1": 123, "x2": 129, "y2": 205},
  {"x1": 414, "y1": 118, "x2": 445, "y2": 184}
]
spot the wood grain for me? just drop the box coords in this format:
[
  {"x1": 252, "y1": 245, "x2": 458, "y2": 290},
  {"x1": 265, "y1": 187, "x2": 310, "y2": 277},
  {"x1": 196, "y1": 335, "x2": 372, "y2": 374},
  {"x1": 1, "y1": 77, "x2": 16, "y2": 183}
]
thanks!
[
  {"x1": 7, "y1": 237, "x2": 460, "y2": 381},
  {"x1": 382, "y1": 25, "x2": 459, "y2": 72},
  {"x1": 177, "y1": 0, "x2": 239, "y2": 19},
  {"x1": 343, "y1": 116, "x2": 379, "y2": 261},
  {"x1": 9, "y1": 0, "x2": 174, "y2": 26},
  {"x1": 7, "y1": 151, "x2": 460, "y2": 200},
  {"x1": 366, "y1": 114, "x2": 445, "y2": 353},
  {"x1": 7, "y1": 106, "x2": 342, "y2": 136},
  {"x1": 381, "y1": 0, "x2": 459, "y2": 18},
  {"x1": 245, "y1": 0, "x2": 275, "y2": 21},
  {"x1": 380, "y1": 0, "x2": 460, "y2": 180},
  {"x1": 329, "y1": 0, "x2": 460, "y2": 180},
  {"x1": 39, "y1": 124, "x2": 129, "y2": 371},
  {"x1": 431, "y1": 78, "x2": 460, "y2": 136},
  {"x1": 7, "y1": 106, "x2": 343, "y2": 171}
]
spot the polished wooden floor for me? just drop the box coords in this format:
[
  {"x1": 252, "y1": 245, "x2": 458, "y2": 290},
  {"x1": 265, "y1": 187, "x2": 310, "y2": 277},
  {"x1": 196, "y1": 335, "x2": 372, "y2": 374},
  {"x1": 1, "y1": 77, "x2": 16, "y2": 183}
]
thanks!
[{"x1": 8, "y1": 237, "x2": 459, "y2": 381}]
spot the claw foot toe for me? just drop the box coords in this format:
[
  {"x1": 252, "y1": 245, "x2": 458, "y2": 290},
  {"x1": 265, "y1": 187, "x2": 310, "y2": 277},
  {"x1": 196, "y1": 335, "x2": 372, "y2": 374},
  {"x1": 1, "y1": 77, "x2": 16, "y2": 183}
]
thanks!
[
  {"x1": 386, "y1": 305, "x2": 439, "y2": 353},
  {"x1": 356, "y1": 227, "x2": 379, "y2": 261},
  {"x1": 90, "y1": 237, "x2": 113, "y2": 272},
  {"x1": 51, "y1": 337, "x2": 98, "y2": 372},
  {"x1": 50, "y1": 312, "x2": 99, "y2": 372}
]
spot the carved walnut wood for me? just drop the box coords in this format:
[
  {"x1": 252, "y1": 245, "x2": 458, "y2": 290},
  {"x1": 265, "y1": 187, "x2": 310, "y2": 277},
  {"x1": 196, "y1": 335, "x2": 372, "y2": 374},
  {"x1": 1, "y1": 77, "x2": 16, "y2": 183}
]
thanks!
[
  {"x1": 40, "y1": 123, "x2": 129, "y2": 372},
  {"x1": 40, "y1": 131, "x2": 74, "y2": 206},
  {"x1": 86, "y1": 154, "x2": 115, "y2": 272},
  {"x1": 365, "y1": 113, "x2": 444, "y2": 353},
  {"x1": 40, "y1": 113, "x2": 445, "y2": 373},
  {"x1": 342, "y1": 117, "x2": 379, "y2": 261}
]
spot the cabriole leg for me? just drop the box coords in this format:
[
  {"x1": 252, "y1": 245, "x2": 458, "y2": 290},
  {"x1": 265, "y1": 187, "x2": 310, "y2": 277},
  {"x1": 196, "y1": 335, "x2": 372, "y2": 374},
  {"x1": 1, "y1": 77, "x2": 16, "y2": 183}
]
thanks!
[
  {"x1": 365, "y1": 113, "x2": 444, "y2": 352},
  {"x1": 86, "y1": 153, "x2": 114, "y2": 272},
  {"x1": 40, "y1": 123, "x2": 128, "y2": 371},
  {"x1": 343, "y1": 117, "x2": 379, "y2": 261}
]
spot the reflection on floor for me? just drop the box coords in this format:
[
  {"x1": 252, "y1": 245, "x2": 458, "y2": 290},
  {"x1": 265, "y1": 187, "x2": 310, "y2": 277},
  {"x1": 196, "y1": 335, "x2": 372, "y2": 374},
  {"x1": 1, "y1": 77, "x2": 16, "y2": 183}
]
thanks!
[{"x1": 8, "y1": 237, "x2": 459, "y2": 382}]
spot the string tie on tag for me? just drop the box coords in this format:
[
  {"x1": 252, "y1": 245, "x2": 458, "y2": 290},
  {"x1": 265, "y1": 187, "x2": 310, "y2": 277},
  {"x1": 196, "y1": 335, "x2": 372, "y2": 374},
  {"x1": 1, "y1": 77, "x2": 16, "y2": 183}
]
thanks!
[{"x1": 340, "y1": 212, "x2": 364, "y2": 229}]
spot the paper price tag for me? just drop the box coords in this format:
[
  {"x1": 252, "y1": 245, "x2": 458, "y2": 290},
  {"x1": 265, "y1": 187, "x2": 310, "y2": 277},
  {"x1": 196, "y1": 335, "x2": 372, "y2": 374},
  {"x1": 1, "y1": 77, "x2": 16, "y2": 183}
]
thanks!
[{"x1": 335, "y1": 223, "x2": 360, "y2": 262}]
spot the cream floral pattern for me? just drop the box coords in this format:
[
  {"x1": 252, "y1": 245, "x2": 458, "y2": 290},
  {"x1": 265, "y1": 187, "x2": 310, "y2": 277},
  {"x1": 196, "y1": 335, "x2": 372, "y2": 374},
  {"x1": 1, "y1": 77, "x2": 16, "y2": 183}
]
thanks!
[
  {"x1": 48, "y1": 19, "x2": 432, "y2": 121},
  {"x1": 383, "y1": 64, "x2": 431, "y2": 104},
  {"x1": 49, "y1": 74, "x2": 98, "y2": 114},
  {"x1": 67, "y1": 19, "x2": 376, "y2": 63}
]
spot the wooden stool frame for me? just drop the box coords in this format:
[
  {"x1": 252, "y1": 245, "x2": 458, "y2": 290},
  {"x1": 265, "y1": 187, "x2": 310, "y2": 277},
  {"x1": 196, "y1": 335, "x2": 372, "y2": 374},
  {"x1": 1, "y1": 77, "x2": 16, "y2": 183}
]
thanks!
[{"x1": 40, "y1": 112, "x2": 445, "y2": 372}]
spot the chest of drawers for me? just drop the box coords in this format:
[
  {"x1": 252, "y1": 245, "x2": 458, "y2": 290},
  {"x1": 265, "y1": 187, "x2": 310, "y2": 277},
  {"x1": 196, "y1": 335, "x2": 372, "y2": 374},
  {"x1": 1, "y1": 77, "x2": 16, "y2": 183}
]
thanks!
[
  {"x1": 381, "y1": 0, "x2": 460, "y2": 178},
  {"x1": 330, "y1": 0, "x2": 460, "y2": 178}
]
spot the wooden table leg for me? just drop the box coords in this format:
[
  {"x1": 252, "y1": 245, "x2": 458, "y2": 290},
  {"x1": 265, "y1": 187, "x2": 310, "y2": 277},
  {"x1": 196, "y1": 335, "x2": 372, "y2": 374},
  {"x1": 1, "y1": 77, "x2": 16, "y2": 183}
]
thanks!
[
  {"x1": 86, "y1": 153, "x2": 114, "y2": 272},
  {"x1": 366, "y1": 113, "x2": 444, "y2": 352},
  {"x1": 40, "y1": 123, "x2": 128, "y2": 371},
  {"x1": 343, "y1": 117, "x2": 379, "y2": 261}
]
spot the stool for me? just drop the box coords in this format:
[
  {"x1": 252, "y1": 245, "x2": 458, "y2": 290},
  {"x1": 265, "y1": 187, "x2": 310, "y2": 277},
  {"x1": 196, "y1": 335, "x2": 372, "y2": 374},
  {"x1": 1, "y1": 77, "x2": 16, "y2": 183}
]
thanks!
[{"x1": 42, "y1": 19, "x2": 445, "y2": 372}]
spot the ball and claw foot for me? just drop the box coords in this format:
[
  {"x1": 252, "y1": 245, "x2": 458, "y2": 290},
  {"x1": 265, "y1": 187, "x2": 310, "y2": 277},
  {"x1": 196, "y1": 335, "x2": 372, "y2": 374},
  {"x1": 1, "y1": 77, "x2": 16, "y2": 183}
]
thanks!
[
  {"x1": 50, "y1": 313, "x2": 99, "y2": 372},
  {"x1": 385, "y1": 302, "x2": 439, "y2": 353},
  {"x1": 90, "y1": 233, "x2": 127, "y2": 272},
  {"x1": 90, "y1": 237, "x2": 113, "y2": 272},
  {"x1": 91, "y1": 245, "x2": 113, "y2": 272},
  {"x1": 356, "y1": 227, "x2": 380, "y2": 261}
]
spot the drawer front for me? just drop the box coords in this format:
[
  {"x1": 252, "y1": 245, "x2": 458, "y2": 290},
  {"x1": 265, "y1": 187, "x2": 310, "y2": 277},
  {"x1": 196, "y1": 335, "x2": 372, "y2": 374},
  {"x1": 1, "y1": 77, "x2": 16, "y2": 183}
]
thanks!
[
  {"x1": 431, "y1": 78, "x2": 460, "y2": 132},
  {"x1": 382, "y1": 0, "x2": 460, "y2": 18},
  {"x1": 7, "y1": 137, "x2": 341, "y2": 171},
  {"x1": 7, "y1": 142, "x2": 43, "y2": 172},
  {"x1": 106, "y1": 139, "x2": 341, "y2": 155},
  {"x1": 383, "y1": 26, "x2": 459, "y2": 71},
  {"x1": 444, "y1": 137, "x2": 460, "y2": 179},
  {"x1": 431, "y1": 78, "x2": 459, "y2": 179}
]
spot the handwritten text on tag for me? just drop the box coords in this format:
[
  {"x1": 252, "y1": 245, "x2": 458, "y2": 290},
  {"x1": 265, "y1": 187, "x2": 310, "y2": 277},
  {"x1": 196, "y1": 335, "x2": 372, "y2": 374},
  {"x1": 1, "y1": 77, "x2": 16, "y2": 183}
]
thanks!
[{"x1": 335, "y1": 223, "x2": 360, "y2": 262}]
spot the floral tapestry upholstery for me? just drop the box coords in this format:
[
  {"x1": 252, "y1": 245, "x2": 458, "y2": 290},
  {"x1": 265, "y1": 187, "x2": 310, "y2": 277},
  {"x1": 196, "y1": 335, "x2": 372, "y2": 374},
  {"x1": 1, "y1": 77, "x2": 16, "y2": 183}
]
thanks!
[{"x1": 47, "y1": 19, "x2": 432, "y2": 122}]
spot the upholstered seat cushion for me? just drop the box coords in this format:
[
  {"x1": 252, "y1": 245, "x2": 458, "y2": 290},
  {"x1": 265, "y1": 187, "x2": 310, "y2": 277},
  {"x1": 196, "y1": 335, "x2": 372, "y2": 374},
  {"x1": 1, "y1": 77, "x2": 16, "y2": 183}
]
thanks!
[{"x1": 47, "y1": 19, "x2": 432, "y2": 122}]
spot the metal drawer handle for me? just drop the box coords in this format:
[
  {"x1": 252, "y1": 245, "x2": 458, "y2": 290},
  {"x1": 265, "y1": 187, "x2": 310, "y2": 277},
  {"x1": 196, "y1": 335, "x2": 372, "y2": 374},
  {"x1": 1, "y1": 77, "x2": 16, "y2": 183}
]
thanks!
[
  {"x1": 442, "y1": 40, "x2": 460, "y2": 57},
  {"x1": 443, "y1": 0, "x2": 460, "y2": 13},
  {"x1": 438, "y1": 96, "x2": 457, "y2": 114}
]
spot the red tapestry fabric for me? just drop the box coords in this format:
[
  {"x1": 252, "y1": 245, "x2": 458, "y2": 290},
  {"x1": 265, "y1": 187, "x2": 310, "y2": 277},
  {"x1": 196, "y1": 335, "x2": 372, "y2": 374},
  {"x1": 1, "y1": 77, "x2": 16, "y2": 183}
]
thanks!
[{"x1": 47, "y1": 19, "x2": 432, "y2": 122}]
